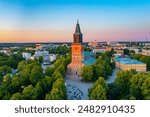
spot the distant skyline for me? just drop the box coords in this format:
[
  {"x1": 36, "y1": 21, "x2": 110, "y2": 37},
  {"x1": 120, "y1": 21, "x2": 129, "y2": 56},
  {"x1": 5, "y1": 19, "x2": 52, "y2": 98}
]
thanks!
[{"x1": 0, "y1": 0, "x2": 150, "y2": 42}]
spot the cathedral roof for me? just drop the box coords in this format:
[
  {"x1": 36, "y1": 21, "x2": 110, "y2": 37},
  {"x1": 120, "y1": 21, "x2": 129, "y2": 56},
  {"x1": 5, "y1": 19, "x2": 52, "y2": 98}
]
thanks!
[
  {"x1": 82, "y1": 57, "x2": 96, "y2": 66},
  {"x1": 84, "y1": 51, "x2": 95, "y2": 57},
  {"x1": 82, "y1": 51, "x2": 96, "y2": 66},
  {"x1": 75, "y1": 20, "x2": 82, "y2": 34}
]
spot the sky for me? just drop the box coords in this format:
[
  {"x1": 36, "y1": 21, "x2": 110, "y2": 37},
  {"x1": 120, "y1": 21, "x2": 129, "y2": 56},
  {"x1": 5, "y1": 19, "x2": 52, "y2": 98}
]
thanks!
[{"x1": 0, "y1": 0, "x2": 150, "y2": 42}]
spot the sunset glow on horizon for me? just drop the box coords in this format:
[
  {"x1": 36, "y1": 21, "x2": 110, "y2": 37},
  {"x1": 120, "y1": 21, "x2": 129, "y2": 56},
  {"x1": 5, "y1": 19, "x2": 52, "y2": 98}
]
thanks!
[{"x1": 0, "y1": 0, "x2": 150, "y2": 42}]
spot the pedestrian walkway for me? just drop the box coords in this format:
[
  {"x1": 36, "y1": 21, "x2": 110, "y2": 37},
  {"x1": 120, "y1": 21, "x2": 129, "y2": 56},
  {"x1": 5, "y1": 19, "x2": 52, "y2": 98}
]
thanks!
[
  {"x1": 65, "y1": 69, "x2": 117, "y2": 100},
  {"x1": 65, "y1": 74, "x2": 93, "y2": 100}
]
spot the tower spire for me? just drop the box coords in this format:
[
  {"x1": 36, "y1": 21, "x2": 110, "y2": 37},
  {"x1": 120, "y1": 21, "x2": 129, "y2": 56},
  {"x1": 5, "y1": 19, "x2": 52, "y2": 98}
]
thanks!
[
  {"x1": 73, "y1": 20, "x2": 83, "y2": 43},
  {"x1": 75, "y1": 20, "x2": 81, "y2": 33}
]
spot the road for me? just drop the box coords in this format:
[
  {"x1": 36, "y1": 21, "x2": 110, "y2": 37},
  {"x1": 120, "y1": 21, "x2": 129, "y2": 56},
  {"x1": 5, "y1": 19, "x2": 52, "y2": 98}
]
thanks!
[{"x1": 106, "y1": 68, "x2": 118, "y2": 84}]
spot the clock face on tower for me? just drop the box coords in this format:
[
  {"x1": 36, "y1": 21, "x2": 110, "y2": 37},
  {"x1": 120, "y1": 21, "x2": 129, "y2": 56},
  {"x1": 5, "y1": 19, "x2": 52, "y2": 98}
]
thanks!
[
  {"x1": 73, "y1": 46, "x2": 79, "y2": 51},
  {"x1": 75, "y1": 47, "x2": 78, "y2": 51}
]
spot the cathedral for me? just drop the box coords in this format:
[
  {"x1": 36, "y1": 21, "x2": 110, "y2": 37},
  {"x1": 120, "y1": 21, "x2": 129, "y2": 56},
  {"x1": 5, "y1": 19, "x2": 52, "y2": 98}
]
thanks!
[{"x1": 67, "y1": 21, "x2": 96, "y2": 75}]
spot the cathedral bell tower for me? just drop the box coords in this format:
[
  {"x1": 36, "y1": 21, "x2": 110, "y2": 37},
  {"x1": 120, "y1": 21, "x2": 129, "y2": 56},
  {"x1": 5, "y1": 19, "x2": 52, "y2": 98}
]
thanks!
[
  {"x1": 73, "y1": 20, "x2": 83, "y2": 43},
  {"x1": 67, "y1": 21, "x2": 84, "y2": 76}
]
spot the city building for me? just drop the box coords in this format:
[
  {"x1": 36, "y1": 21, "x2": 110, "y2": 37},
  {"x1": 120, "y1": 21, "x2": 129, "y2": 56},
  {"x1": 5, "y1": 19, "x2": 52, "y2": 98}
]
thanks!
[
  {"x1": 92, "y1": 48, "x2": 106, "y2": 53},
  {"x1": 41, "y1": 44, "x2": 59, "y2": 50},
  {"x1": 144, "y1": 43, "x2": 150, "y2": 49},
  {"x1": 129, "y1": 48, "x2": 140, "y2": 54},
  {"x1": 107, "y1": 42, "x2": 118, "y2": 47},
  {"x1": 67, "y1": 21, "x2": 96, "y2": 75},
  {"x1": 36, "y1": 43, "x2": 59, "y2": 50},
  {"x1": 88, "y1": 40, "x2": 98, "y2": 48},
  {"x1": 141, "y1": 49, "x2": 150, "y2": 56},
  {"x1": 114, "y1": 54, "x2": 122, "y2": 58},
  {"x1": 22, "y1": 52, "x2": 31, "y2": 60},
  {"x1": 1, "y1": 48, "x2": 13, "y2": 55},
  {"x1": 34, "y1": 50, "x2": 50, "y2": 64},
  {"x1": 114, "y1": 49, "x2": 124, "y2": 55},
  {"x1": 25, "y1": 47, "x2": 35, "y2": 51},
  {"x1": 106, "y1": 47, "x2": 113, "y2": 52},
  {"x1": 36, "y1": 44, "x2": 43, "y2": 50},
  {"x1": 50, "y1": 54, "x2": 57, "y2": 62},
  {"x1": 115, "y1": 57, "x2": 146, "y2": 72}
]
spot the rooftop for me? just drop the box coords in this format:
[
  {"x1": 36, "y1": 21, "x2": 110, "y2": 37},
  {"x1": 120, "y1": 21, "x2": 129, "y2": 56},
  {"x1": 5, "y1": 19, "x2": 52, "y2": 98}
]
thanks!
[
  {"x1": 84, "y1": 51, "x2": 95, "y2": 57},
  {"x1": 83, "y1": 57, "x2": 96, "y2": 66},
  {"x1": 115, "y1": 57, "x2": 145, "y2": 64}
]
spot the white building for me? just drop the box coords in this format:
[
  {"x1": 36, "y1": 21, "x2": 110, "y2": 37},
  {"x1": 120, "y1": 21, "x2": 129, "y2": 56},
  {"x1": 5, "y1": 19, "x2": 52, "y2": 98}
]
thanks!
[
  {"x1": 34, "y1": 51, "x2": 50, "y2": 64},
  {"x1": 42, "y1": 44, "x2": 59, "y2": 50},
  {"x1": 141, "y1": 49, "x2": 150, "y2": 56},
  {"x1": 50, "y1": 54, "x2": 57, "y2": 62},
  {"x1": 114, "y1": 54, "x2": 122, "y2": 58},
  {"x1": 22, "y1": 52, "x2": 31, "y2": 60},
  {"x1": 34, "y1": 51, "x2": 49, "y2": 56},
  {"x1": 129, "y1": 48, "x2": 140, "y2": 54},
  {"x1": 93, "y1": 49, "x2": 106, "y2": 53}
]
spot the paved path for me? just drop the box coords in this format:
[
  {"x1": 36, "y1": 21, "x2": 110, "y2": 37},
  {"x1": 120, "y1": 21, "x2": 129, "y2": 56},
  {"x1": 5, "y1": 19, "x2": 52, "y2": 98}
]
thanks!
[
  {"x1": 65, "y1": 69, "x2": 118, "y2": 100},
  {"x1": 106, "y1": 68, "x2": 118, "y2": 84},
  {"x1": 65, "y1": 74, "x2": 93, "y2": 100}
]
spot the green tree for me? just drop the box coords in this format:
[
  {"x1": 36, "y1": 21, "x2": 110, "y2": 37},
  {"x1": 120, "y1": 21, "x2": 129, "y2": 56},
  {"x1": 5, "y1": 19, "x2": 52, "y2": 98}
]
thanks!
[
  {"x1": 115, "y1": 70, "x2": 137, "y2": 96},
  {"x1": 29, "y1": 65, "x2": 43, "y2": 85},
  {"x1": 0, "y1": 65, "x2": 11, "y2": 77},
  {"x1": 130, "y1": 72, "x2": 150, "y2": 99},
  {"x1": 46, "y1": 78, "x2": 66, "y2": 100},
  {"x1": 2, "y1": 92, "x2": 11, "y2": 100},
  {"x1": 56, "y1": 64, "x2": 66, "y2": 76},
  {"x1": 140, "y1": 56, "x2": 150, "y2": 71},
  {"x1": 4, "y1": 74, "x2": 12, "y2": 85},
  {"x1": 40, "y1": 76, "x2": 53, "y2": 94},
  {"x1": 19, "y1": 68, "x2": 30, "y2": 86},
  {"x1": 89, "y1": 85, "x2": 107, "y2": 100},
  {"x1": 129, "y1": 50, "x2": 135, "y2": 57},
  {"x1": 0, "y1": 76, "x2": 2, "y2": 83},
  {"x1": 33, "y1": 82, "x2": 43, "y2": 99},
  {"x1": 132, "y1": 54, "x2": 143, "y2": 60},
  {"x1": 124, "y1": 48, "x2": 129, "y2": 55},
  {"x1": 89, "y1": 77, "x2": 108, "y2": 100},
  {"x1": 38, "y1": 56, "x2": 43, "y2": 63},
  {"x1": 22, "y1": 85, "x2": 36, "y2": 100},
  {"x1": 11, "y1": 92, "x2": 24, "y2": 100},
  {"x1": 93, "y1": 63, "x2": 106, "y2": 80},
  {"x1": 17, "y1": 61, "x2": 26, "y2": 71},
  {"x1": 81, "y1": 66, "x2": 93, "y2": 81},
  {"x1": 141, "y1": 77, "x2": 150, "y2": 99},
  {"x1": 107, "y1": 83, "x2": 122, "y2": 100},
  {"x1": 10, "y1": 76, "x2": 22, "y2": 94},
  {"x1": 52, "y1": 70, "x2": 63, "y2": 81},
  {"x1": 97, "y1": 59, "x2": 113, "y2": 76},
  {"x1": 45, "y1": 67, "x2": 54, "y2": 77},
  {"x1": 45, "y1": 88, "x2": 65, "y2": 100}
]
